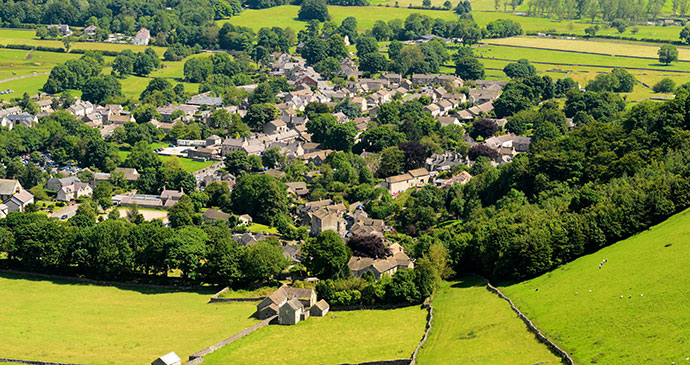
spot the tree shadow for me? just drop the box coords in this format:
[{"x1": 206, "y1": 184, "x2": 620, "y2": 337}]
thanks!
[
  {"x1": 0, "y1": 270, "x2": 218, "y2": 296},
  {"x1": 450, "y1": 276, "x2": 486, "y2": 288}
]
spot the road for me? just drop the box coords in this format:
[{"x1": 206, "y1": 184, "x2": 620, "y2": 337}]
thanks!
[
  {"x1": 0, "y1": 71, "x2": 50, "y2": 84},
  {"x1": 50, "y1": 204, "x2": 79, "y2": 220}
]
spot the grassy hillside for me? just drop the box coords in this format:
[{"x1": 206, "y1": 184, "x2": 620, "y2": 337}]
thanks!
[
  {"x1": 203, "y1": 305, "x2": 427, "y2": 364},
  {"x1": 0, "y1": 272, "x2": 258, "y2": 364},
  {"x1": 416, "y1": 279, "x2": 560, "y2": 364},
  {"x1": 501, "y1": 208, "x2": 690, "y2": 364}
]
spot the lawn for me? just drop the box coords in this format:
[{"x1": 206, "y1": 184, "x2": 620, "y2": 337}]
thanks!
[
  {"x1": 246, "y1": 223, "x2": 279, "y2": 234},
  {"x1": 0, "y1": 272, "x2": 258, "y2": 364},
  {"x1": 501, "y1": 208, "x2": 690, "y2": 364},
  {"x1": 118, "y1": 144, "x2": 215, "y2": 173},
  {"x1": 203, "y1": 305, "x2": 427, "y2": 364},
  {"x1": 416, "y1": 279, "x2": 560, "y2": 364},
  {"x1": 219, "y1": 5, "x2": 458, "y2": 31}
]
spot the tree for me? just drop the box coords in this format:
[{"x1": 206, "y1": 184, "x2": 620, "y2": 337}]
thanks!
[
  {"x1": 385, "y1": 269, "x2": 421, "y2": 303},
  {"x1": 372, "y1": 20, "x2": 392, "y2": 41},
  {"x1": 231, "y1": 174, "x2": 288, "y2": 224},
  {"x1": 468, "y1": 144, "x2": 500, "y2": 161},
  {"x1": 454, "y1": 56, "x2": 485, "y2": 80},
  {"x1": 348, "y1": 235, "x2": 389, "y2": 258},
  {"x1": 399, "y1": 141, "x2": 427, "y2": 170},
  {"x1": 248, "y1": 82, "x2": 276, "y2": 105},
  {"x1": 356, "y1": 36, "x2": 378, "y2": 57},
  {"x1": 302, "y1": 230, "x2": 350, "y2": 279},
  {"x1": 262, "y1": 147, "x2": 287, "y2": 169},
  {"x1": 168, "y1": 195, "x2": 196, "y2": 228},
  {"x1": 653, "y1": 78, "x2": 676, "y2": 93},
  {"x1": 611, "y1": 18, "x2": 627, "y2": 33},
  {"x1": 379, "y1": 146, "x2": 405, "y2": 177},
  {"x1": 470, "y1": 118, "x2": 499, "y2": 139},
  {"x1": 36, "y1": 26, "x2": 48, "y2": 39},
  {"x1": 455, "y1": 0, "x2": 472, "y2": 14},
  {"x1": 81, "y1": 75, "x2": 122, "y2": 105},
  {"x1": 242, "y1": 239, "x2": 289, "y2": 283},
  {"x1": 165, "y1": 226, "x2": 207, "y2": 279},
  {"x1": 681, "y1": 24, "x2": 690, "y2": 44},
  {"x1": 298, "y1": 0, "x2": 330, "y2": 21},
  {"x1": 503, "y1": 59, "x2": 536, "y2": 79},
  {"x1": 658, "y1": 44, "x2": 679, "y2": 65},
  {"x1": 359, "y1": 52, "x2": 389, "y2": 74},
  {"x1": 132, "y1": 104, "x2": 161, "y2": 124},
  {"x1": 244, "y1": 103, "x2": 279, "y2": 130},
  {"x1": 183, "y1": 57, "x2": 213, "y2": 83}
]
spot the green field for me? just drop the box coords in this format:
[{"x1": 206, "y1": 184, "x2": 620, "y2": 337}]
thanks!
[
  {"x1": 0, "y1": 29, "x2": 167, "y2": 55},
  {"x1": 118, "y1": 144, "x2": 215, "y2": 173},
  {"x1": 246, "y1": 223, "x2": 279, "y2": 234},
  {"x1": 416, "y1": 279, "x2": 560, "y2": 364},
  {"x1": 203, "y1": 305, "x2": 427, "y2": 364},
  {"x1": 0, "y1": 272, "x2": 258, "y2": 364},
  {"x1": 219, "y1": 5, "x2": 458, "y2": 31},
  {"x1": 501, "y1": 208, "x2": 690, "y2": 364}
]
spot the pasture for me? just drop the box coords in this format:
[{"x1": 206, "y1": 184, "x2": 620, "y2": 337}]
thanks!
[
  {"x1": 416, "y1": 279, "x2": 560, "y2": 364},
  {"x1": 0, "y1": 29, "x2": 167, "y2": 55},
  {"x1": 203, "y1": 305, "x2": 427, "y2": 364},
  {"x1": 501, "y1": 208, "x2": 690, "y2": 364},
  {"x1": 219, "y1": 5, "x2": 458, "y2": 31},
  {"x1": 0, "y1": 272, "x2": 258, "y2": 364}
]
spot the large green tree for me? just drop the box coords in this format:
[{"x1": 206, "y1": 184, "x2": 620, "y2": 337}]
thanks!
[{"x1": 302, "y1": 230, "x2": 350, "y2": 279}]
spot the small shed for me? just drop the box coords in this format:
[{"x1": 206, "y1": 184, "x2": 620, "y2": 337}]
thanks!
[
  {"x1": 310, "y1": 299, "x2": 330, "y2": 317},
  {"x1": 151, "y1": 352, "x2": 181, "y2": 365}
]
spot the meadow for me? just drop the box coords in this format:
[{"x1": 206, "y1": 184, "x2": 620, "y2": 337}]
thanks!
[
  {"x1": 219, "y1": 5, "x2": 459, "y2": 31},
  {"x1": 0, "y1": 272, "x2": 258, "y2": 364},
  {"x1": 416, "y1": 279, "x2": 560, "y2": 364},
  {"x1": 0, "y1": 29, "x2": 167, "y2": 55},
  {"x1": 203, "y1": 305, "x2": 428, "y2": 364},
  {"x1": 501, "y1": 208, "x2": 690, "y2": 364}
]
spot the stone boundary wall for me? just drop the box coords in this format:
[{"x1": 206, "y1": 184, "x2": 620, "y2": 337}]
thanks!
[
  {"x1": 0, "y1": 358, "x2": 87, "y2": 365},
  {"x1": 474, "y1": 275, "x2": 575, "y2": 365},
  {"x1": 207, "y1": 287, "x2": 265, "y2": 303},
  {"x1": 330, "y1": 302, "x2": 417, "y2": 311},
  {"x1": 475, "y1": 56, "x2": 690, "y2": 74},
  {"x1": 409, "y1": 299, "x2": 433, "y2": 365},
  {"x1": 334, "y1": 360, "x2": 412, "y2": 365},
  {"x1": 0, "y1": 269, "x2": 204, "y2": 290},
  {"x1": 186, "y1": 315, "x2": 277, "y2": 364},
  {"x1": 484, "y1": 42, "x2": 690, "y2": 63}
]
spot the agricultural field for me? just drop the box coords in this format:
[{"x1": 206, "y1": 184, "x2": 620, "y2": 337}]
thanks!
[
  {"x1": 501, "y1": 208, "x2": 690, "y2": 364},
  {"x1": 219, "y1": 5, "x2": 458, "y2": 31},
  {"x1": 416, "y1": 279, "x2": 560, "y2": 364},
  {"x1": 0, "y1": 29, "x2": 167, "y2": 55},
  {"x1": 203, "y1": 305, "x2": 427, "y2": 364},
  {"x1": 0, "y1": 272, "x2": 258, "y2": 364},
  {"x1": 471, "y1": 41, "x2": 690, "y2": 100}
]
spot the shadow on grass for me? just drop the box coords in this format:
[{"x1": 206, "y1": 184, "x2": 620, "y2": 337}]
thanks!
[
  {"x1": 450, "y1": 276, "x2": 487, "y2": 288},
  {"x1": 0, "y1": 270, "x2": 218, "y2": 296}
]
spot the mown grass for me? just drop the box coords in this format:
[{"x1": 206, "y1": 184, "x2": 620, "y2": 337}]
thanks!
[
  {"x1": 416, "y1": 279, "x2": 560, "y2": 364},
  {"x1": 203, "y1": 305, "x2": 427, "y2": 364},
  {"x1": 118, "y1": 144, "x2": 215, "y2": 173},
  {"x1": 0, "y1": 272, "x2": 258, "y2": 364},
  {"x1": 246, "y1": 223, "x2": 279, "y2": 234},
  {"x1": 501, "y1": 208, "x2": 690, "y2": 364}
]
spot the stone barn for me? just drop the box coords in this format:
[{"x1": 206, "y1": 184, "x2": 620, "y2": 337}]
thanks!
[{"x1": 279, "y1": 298, "x2": 304, "y2": 325}]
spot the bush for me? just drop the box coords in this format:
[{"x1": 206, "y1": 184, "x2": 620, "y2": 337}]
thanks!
[{"x1": 652, "y1": 78, "x2": 676, "y2": 93}]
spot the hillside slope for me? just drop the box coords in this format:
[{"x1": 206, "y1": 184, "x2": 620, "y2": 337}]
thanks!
[
  {"x1": 417, "y1": 279, "x2": 560, "y2": 364},
  {"x1": 501, "y1": 209, "x2": 690, "y2": 364}
]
